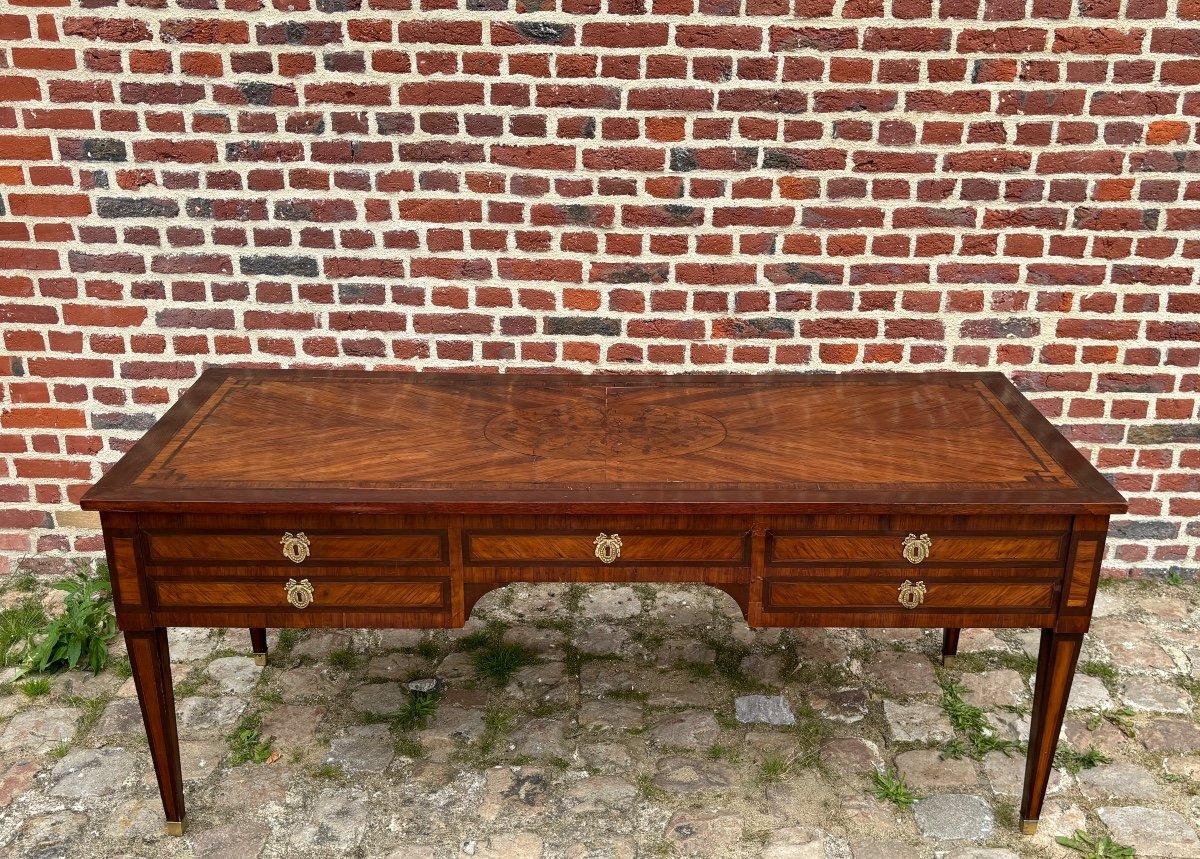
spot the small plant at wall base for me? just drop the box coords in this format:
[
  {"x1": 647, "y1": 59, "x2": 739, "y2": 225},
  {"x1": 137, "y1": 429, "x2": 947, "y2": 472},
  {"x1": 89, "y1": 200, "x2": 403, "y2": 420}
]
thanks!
[{"x1": 24, "y1": 565, "x2": 117, "y2": 676}]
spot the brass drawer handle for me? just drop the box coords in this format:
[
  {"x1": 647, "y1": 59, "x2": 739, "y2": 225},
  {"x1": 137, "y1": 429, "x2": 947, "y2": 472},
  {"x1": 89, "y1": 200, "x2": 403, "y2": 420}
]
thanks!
[
  {"x1": 281, "y1": 531, "x2": 310, "y2": 564},
  {"x1": 902, "y1": 533, "x2": 931, "y2": 565},
  {"x1": 594, "y1": 533, "x2": 622, "y2": 564},
  {"x1": 285, "y1": 578, "x2": 314, "y2": 609},
  {"x1": 898, "y1": 579, "x2": 926, "y2": 609}
]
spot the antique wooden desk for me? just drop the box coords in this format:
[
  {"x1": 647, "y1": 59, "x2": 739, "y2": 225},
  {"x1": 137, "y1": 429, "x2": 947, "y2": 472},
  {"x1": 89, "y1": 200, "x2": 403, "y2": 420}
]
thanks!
[{"x1": 81, "y1": 369, "x2": 1126, "y2": 836}]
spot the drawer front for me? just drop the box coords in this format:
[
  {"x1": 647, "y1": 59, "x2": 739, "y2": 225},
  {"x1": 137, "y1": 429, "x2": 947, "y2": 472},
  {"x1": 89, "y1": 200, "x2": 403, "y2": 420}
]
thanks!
[
  {"x1": 151, "y1": 577, "x2": 450, "y2": 611},
  {"x1": 768, "y1": 532, "x2": 1067, "y2": 567},
  {"x1": 464, "y1": 530, "x2": 749, "y2": 567},
  {"x1": 145, "y1": 530, "x2": 448, "y2": 566},
  {"x1": 763, "y1": 578, "x2": 1057, "y2": 613}
]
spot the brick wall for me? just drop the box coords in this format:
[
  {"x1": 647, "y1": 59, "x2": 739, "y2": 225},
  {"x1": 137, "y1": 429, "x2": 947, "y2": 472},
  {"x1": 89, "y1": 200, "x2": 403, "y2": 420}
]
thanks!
[{"x1": 1, "y1": 0, "x2": 1198, "y2": 579}]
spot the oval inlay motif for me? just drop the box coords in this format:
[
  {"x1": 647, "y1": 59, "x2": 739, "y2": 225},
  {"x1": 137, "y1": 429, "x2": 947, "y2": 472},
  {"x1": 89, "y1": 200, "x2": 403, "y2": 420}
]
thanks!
[{"x1": 485, "y1": 404, "x2": 726, "y2": 461}]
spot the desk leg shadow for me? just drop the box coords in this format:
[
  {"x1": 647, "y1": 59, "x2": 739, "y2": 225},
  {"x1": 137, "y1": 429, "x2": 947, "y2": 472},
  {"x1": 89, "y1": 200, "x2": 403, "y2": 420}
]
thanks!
[{"x1": 126, "y1": 629, "x2": 186, "y2": 836}]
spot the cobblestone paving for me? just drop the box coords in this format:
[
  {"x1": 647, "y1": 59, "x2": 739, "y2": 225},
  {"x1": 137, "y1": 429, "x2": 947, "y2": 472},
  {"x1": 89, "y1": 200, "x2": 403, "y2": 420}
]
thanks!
[{"x1": 1, "y1": 577, "x2": 1199, "y2": 858}]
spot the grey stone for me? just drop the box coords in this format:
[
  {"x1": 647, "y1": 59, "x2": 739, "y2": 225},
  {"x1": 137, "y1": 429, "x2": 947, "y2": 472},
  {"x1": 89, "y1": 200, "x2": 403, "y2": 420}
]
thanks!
[
  {"x1": 820, "y1": 737, "x2": 883, "y2": 776},
  {"x1": 92, "y1": 698, "x2": 143, "y2": 738},
  {"x1": 985, "y1": 710, "x2": 1031, "y2": 744},
  {"x1": 103, "y1": 798, "x2": 166, "y2": 839},
  {"x1": 578, "y1": 700, "x2": 642, "y2": 731},
  {"x1": 192, "y1": 822, "x2": 270, "y2": 859},
  {"x1": 433, "y1": 651, "x2": 475, "y2": 681},
  {"x1": 788, "y1": 628, "x2": 849, "y2": 664},
  {"x1": 381, "y1": 848, "x2": 436, "y2": 859},
  {"x1": 884, "y1": 700, "x2": 953, "y2": 743},
  {"x1": 176, "y1": 696, "x2": 246, "y2": 733},
  {"x1": 654, "y1": 639, "x2": 715, "y2": 668},
  {"x1": 509, "y1": 660, "x2": 569, "y2": 704},
  {"x1": 260, "y1": 704, "x2": 325, "y2": 757},
  {"x1": 580, "y1": 587, "x2": 642, "y2": 620},
  {"x1": 762, "y1": 827, "x2": 826, "y2": 859},
  {"x1": 376, "y1": 628, "x2": 426, "y2": 649},
  {"x1": 168, "y1": 627, "x2": 222, "y2": 662},
  {"x1": 734, "y1": 694, "x2": 796, "y2": 725},
  {"x1": 1078, "y1": 762, "x2": 1162, "y2": 802},
  {"x1": 810, "y1": 687, "x2": 868, "y2": 723},
  {"x1": 646, "y1": 675, "x2": 723, "y2": 708},
  {"x1": 850, "y1": 841, "x2": 919, "y2": 859},
  {"x1": 473, "y1": 833, "x2": 544, "y2": 858},
  {"x1": 864, "y1": 651, "x2": 939, "y2": 696},
  {"x1": 573, "y1": 625, "x2": 628, "y2": 656},
  {"x1": 1164, "y1": 755, "x2": 1200, "y2": 780},
  {"x1": 10, "y1": 811, "x2": 89, "y2": 859},
  {"x1": 957, "y1": 629, "x2": 1008, "y2": 653},
  {"x1": 958, "y1": 670, "x2": 1027, "y2": 709},
  {"x1": 288, "y1": 788, "x2": 369, "y2": 851},
  {"x1": 1092, "y1": 619, "x2": 1175, "y2": 670},
  {"x1": 578, "y1": 662, "x2": 645, "y2": 697},
  {"x1": 941, "y1": 851, "x2": 1020, "y2": 859},
  {"x1": 291, "y1": 631, "x2": 352, "y2": 660},
  {"x1": 212, "y1": 763, "x2": 291, "y2": 813},
  {"x1": 175, "y1": 740, "x2": 227, "y2": 783},
  {"x1": 206, "y1": 655, "x2": 262, "y2": 694},
  {"x1": 274, "y1": 665, "x2": 336, "y2": 698},
  {"x1": 740, "y1": 652, "x2": 785, "y2": 685},
  {"x1": 515, "y1": 718, "x2": 569, "y2": 759},
  {"x1": 564, "y1": 774, "x2": 637, "y2": 808},
  {"x1": 1121, "y1": 676, "x2": 1193, "y2": 714},
  {"x1": 406, "y1": 678, "x2": 441, "y2": 693},
  {"x1": 1096, "y1": 806, "x2": 1200, "y2": 858},
  {"x1": 650, "y1": 710, "x2": 722, "y2": 748},
  {"x1": 50, "y1": 748, "x2": 137, "y2": 798},
  {"x1": 580, "y1": 743, "x2": 632, "y2": 769},
  {"x1": 0, "y1": 706, "x2": 80, "y2": 752},
  {"x1": 895, "y1": 749, "x2": 977, "y2": 790},
  {"x1": 417, "y1": 705, "x2": 487, "y2": 755},
  {"x1": 366, "y1": 653, "x2": 425, "y2": 680},
  {"x1": 652, "y1": 756, "x2": 735, "y2": 793},
  {"x1": 326, "y1": 725, "x2": 395, "y2": 773},
  {"x1": 648, "y1": 589, "x2": 714, "y2": 626},
  {"x1": 983, "y1": 751, "x2": 1062, "y2": 799},
  {"x1": 1142, "y1": 719, "x2": 1200, "y2": 753},
  {"x1": 477, "y1": 766, "x2": 551, "y2": 820},
  {"x1": 351, "y1": 681, "x2": 410, "y2": 715},
  {"x1": 912, "y1": 794, "x2": 995, "y2": 841},
  {"x1": 664, "y1": 809, "x2": 743, "y2": 855},
  {"x1": 1066, "y1": 674, "x2": 1114, "y2": 711}
]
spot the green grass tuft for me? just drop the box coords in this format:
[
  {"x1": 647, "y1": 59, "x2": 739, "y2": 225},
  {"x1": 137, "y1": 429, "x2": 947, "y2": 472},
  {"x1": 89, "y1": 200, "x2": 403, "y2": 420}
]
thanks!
[
  {"x1": 1054, "y1": 746, "x2": 1112, "y2": 775},
  {"x1": 18, "y1": 677, "x2": 50, "y2": 698},
  {"x1": 228, "y1": 712, "x2": 274, "y2": 765},
  {"x1": 1056, "y1": 829, "x2": 1135, "y2": 858},
  {"x1": 328, "y1": 647, "x2": 359, "y2": 670},
  {"x1": 938, "y1": 679, "x2": 1023, "y2": 760},
  {"x1": 870, "y1": 769, "x2": 918, "y2": 807}
]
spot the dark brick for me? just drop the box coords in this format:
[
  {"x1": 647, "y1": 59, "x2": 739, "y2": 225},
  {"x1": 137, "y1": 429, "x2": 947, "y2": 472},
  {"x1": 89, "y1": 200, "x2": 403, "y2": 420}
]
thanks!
[
  {"x1": 185, "y1": 198, "x2": 214, "y2": 219},
  {"x1": 1127, "y1": 424, "x2": 1200, "y2": 445},
  {"x1": 515, "y1": 21, "x2": 571, "y2": 43},
  {"x1": 82, "y1": 138, "x2": 127, "y2": 162},
  {"x1": 544, "y1": 317, "x2": 621, "y2": 336},
  {"x1": 1110, "y1": 520, "x2": 1180, "y2": 540},
  {"x1": 713, "y1": 317, "x2": 796, "y2": 338},
  {"x1": 669, "y1": 148, "x2": 698, "y2": 172},
  {"x1": 240, "y1": 255, "x2": 319, "y2": 277},
  {"x1": 959, "y1": 318, "x2": 1039, "y2": 338},
  {"x1": 97, "y1": 197, "x2": 180, "y2": 218},
  {"x1": 91, "y1": 412, "x2": 158, "y2": 430},
  {"x1": 239, "y1": 81, "x2": 274, "y2": 106}
]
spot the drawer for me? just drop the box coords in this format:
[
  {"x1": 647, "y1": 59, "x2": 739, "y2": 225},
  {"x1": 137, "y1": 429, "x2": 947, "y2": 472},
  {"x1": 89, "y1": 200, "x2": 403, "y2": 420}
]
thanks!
[
  {"x1": 763, "y1": 577, "x2": 1057, "y2": 613},
  {"x1": 151, "y1": 577, "x2": 450, "y2": 611},
  {"x1": 768, "y1": 531, "x2": 1067, "y2": 567},
  {"x1": 144, "y1": 529, "x2": 448, "y2": 567},
  {"x1": 464, "y1": 530, "x2": 749, "y2": 567}
]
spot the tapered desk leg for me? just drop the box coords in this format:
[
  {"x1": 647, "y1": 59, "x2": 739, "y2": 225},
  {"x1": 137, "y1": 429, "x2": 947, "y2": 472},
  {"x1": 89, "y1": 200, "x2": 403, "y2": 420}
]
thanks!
[
  {"x1": 1020, "y1": 628, "x2": 1083, "y2": 835},
  {"x1": 249, "y1": 627, "x2": 268, "y2": 666},
  {"x1": 126, "y1": 629, "x2": 186, "y2": 836},
  {"x1": 941, "y1": 627, "x2": 961, "y2": 667}
]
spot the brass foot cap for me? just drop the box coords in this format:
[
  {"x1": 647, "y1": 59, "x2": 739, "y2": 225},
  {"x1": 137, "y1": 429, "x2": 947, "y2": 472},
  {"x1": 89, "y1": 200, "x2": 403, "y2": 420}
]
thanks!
[
  {"x1": 253, "y1": 653, "x2": 268, "y2": 667},
  {"x1": 1020, "y1": 819, "x2": 1038, "y2": 835},
  {"x1": 165, "y1": 819, "x2": 186, "y2": 837},
  {"x1": 942, "y1": 655, "x2": 957, "y2": 668}
]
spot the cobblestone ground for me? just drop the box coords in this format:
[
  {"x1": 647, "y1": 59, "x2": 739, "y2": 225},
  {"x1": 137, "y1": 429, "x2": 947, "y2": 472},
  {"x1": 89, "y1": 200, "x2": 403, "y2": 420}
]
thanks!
[{"x1": 1, "y1": 574, "x2": 1199, "y2": 859}]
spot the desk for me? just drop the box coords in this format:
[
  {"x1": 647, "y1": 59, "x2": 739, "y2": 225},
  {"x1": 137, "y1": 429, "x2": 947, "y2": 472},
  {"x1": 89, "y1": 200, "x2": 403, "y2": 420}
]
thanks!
[{"x1": 81, "y1": 369, "x2": 1126, "y2": 836}]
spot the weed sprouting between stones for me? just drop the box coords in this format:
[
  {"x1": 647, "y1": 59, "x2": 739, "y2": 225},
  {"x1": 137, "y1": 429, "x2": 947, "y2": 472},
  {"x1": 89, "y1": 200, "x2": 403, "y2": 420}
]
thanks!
[
  {"x1": 228, "y1": 712, "x2": 274, "y2": 765},
  {"x1": 937, "y1": 679, "x2": 1023, "y2": 760},
  {"x1": 870, "y1": 769, "x2": 918, "y2": 807},
  {"x1": 1056, "y1": 829, "x2": 1135, "y2": 858},
  {"x1": 1086, "y1": 705, "x2": 1137, "y2": 738},
  {"x1": 1054, "y1": 746, "x2": 1112, "y2": 774},
  {"x1": 456, "y1": 622, "x2": 539, "y2": 685}
]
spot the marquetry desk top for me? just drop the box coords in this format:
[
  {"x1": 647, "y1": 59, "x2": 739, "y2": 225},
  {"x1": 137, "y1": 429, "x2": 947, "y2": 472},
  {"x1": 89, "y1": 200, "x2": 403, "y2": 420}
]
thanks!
[{"x1": 82, "y1": 369, "x2": 1124, "y2": 515}]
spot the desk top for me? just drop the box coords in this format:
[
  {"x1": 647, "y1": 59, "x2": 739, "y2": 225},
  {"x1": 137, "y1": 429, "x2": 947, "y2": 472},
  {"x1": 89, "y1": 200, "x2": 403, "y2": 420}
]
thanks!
[{"x1": 82, "y1": 369, "x2": 1125, "y2": 515}]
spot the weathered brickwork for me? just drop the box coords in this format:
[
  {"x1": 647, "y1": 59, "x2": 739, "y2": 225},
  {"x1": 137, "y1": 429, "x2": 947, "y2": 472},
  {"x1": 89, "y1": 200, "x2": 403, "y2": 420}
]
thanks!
[{"x1": 0, "y1": 0, "x2": 1198, "y2": 577}]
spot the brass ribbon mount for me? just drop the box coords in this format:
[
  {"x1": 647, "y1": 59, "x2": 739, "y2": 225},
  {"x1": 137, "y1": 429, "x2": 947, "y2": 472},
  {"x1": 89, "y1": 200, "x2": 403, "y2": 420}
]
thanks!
[
  {"x1": 285, "y1": 578, "x2": 314, "y2": 609},
  {"x1": 594, "y1": 533, "x2": 622, "y2": 564}
]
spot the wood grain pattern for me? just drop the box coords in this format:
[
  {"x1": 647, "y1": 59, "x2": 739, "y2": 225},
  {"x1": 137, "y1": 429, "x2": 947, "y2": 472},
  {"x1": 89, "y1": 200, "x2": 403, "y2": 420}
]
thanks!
[
  {"x1": 146, "y1": 531, "x2": 447, "y2": 565},
  {"x1": 151, "y1": 579, "x2": 450, "y2": 611},
  {"x1": 763, "y1": 580, "x2": 1057, "y2": 611},
  {"x1": 464, "y1": 531, "x2": 748, "y2": 566},
  {"x1": 768, "y1": 533, "x2": 1066, "y2": 565},
  {"x1": 81, "y1": 370, "x2": 1127, "y2": 515}
]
